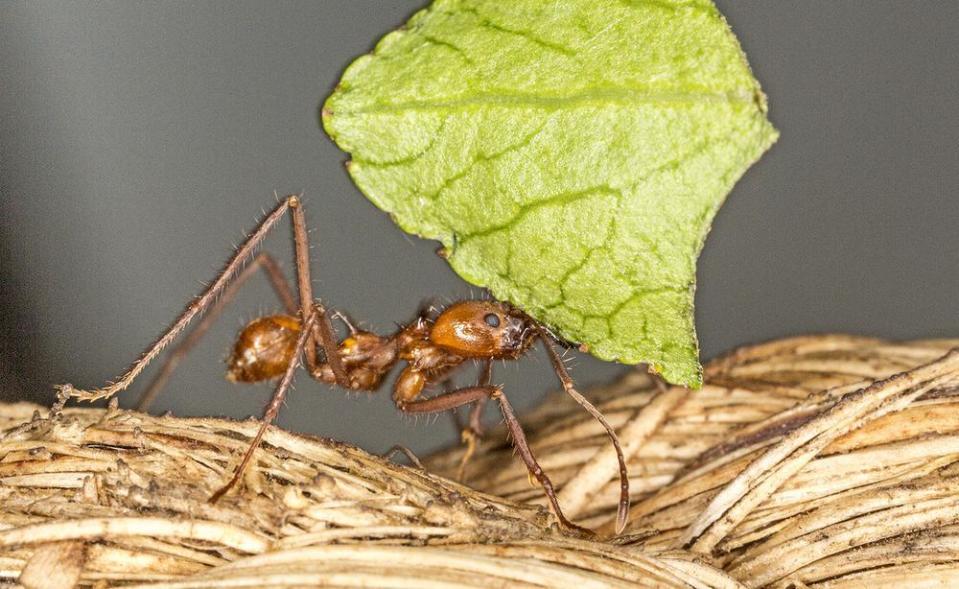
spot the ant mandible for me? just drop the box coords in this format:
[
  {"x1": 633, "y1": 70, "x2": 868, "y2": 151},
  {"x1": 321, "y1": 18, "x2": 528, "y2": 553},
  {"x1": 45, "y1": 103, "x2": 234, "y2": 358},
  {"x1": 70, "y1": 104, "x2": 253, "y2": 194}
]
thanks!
[{"x1": 54, "y1": 194, "x2": 630, "y2": 534}]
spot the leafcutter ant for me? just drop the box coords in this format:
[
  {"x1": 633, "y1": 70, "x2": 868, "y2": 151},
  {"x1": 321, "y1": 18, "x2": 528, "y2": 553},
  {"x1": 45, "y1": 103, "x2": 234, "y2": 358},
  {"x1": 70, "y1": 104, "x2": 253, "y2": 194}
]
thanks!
[{"x1": 54, "y1": 194, "x2": 630, "y2": 534}]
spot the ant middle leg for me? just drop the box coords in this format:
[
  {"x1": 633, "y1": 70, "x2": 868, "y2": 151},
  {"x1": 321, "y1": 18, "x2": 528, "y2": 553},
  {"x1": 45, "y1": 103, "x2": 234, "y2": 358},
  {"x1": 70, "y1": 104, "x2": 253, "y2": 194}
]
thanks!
[
  {"x1": 209, "y1": 303, "x2": 322, "y2": 503},
  {"x1": 455, "y1": 360, "x2": 491, "y2": 481},
  {"x1": 396, "y1": 383, "x2": 590, "y2": 535}
]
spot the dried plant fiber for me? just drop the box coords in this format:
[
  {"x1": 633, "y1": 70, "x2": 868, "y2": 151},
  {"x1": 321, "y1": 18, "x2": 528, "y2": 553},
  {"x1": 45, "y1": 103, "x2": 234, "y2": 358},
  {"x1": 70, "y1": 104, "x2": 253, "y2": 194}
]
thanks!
[
  {"x1": 428, "y1": 335, "x2": 959, "y2": 587},
  {"x1": 2, "y1": 335, "x2": 958, "y2": 587},
  {"x1": 0, "y1": 403, "x2": 734, "y2": 587}
]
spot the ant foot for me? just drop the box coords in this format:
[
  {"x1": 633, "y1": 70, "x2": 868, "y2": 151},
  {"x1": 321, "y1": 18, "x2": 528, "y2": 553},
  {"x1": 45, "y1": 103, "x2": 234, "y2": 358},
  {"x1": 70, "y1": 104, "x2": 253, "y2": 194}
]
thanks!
[
  {"x1": 559, "y1": 521, "x2": 597, "y2": 540},
  {"x1": 382, "y1": 445, "x2": 425, "y2": 469},
  {"x1": 455, "y1": 428, "x2": 481, "y2": 482},
  {"x1": 49, "y1": 383, "x2": 73, "y2": 417},
  {"x1": 208, "y1": 485, "x2": 230, "y2": 505}
]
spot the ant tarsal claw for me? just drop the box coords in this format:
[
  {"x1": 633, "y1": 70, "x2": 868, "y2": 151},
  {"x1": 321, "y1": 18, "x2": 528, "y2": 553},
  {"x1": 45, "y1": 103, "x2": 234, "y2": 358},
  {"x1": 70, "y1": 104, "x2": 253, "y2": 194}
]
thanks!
[
  {"x1": 382, "y1": 445, "x2": 425, "y2": 469},
  {"x1": 49, "y1": 384, "x2": 74, "y2": 414},
  {"x1": 527, "y1": 470, "x2": 537, "y2": 488},
  {"x1": 456, "y1": 428, "x2": 480, "y2": 482}
]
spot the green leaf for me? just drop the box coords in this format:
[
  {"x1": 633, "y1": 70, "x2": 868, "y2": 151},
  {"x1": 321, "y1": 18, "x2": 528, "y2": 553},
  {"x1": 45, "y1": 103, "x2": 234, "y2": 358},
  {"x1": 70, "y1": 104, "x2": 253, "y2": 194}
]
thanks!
[{"x1": 322, "y1": 0, "x2": 777, "y2": 387}]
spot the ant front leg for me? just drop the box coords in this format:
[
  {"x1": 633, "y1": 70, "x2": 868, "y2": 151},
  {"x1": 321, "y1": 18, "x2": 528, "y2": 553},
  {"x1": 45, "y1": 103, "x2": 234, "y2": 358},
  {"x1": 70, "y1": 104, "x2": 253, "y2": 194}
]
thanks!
[
  {"x1": 535, "y1": 324, "x2": 631, "y2": 535},
  {"x1": 395, "y1": 375, "x2": 591, "y2": 536}
]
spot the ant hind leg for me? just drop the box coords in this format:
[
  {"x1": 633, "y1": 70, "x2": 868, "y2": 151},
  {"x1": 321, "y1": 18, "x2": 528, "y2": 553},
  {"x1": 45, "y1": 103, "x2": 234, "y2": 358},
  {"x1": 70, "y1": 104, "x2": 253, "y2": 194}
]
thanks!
[
  {"x1": 283, "y1": 198, "x2": 349, "y2": 388},
  {"x1": 136, "y1": 252, "x2": 297, "y2": 411},
  {"x1": 305, "y1": 300, "x2": 351, "y2": 388},
  {"x1": 56, "y1": 195, "x2": 302, "y2": 405}
]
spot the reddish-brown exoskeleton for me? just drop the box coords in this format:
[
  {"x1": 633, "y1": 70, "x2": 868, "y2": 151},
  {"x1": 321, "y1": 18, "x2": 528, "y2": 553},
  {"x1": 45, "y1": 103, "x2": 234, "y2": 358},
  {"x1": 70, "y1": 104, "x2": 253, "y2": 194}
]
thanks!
[{"x1": 55, "y1": 195, "x2": 629, "y2": 533}]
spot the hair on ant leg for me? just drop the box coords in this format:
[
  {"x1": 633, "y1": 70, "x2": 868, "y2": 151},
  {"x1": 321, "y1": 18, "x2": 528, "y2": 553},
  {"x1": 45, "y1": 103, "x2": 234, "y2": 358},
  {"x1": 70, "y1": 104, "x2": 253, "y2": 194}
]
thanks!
[{"x1": 54, "y1": 194, "x2": 629, "y2": 535}]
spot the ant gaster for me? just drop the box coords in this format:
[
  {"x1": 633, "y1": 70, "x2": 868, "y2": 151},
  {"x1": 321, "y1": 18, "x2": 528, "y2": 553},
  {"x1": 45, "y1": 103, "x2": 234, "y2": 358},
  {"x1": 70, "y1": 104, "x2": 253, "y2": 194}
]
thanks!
[{"x1": 55, "y1": 195, "x2": 630, "y2": 534}]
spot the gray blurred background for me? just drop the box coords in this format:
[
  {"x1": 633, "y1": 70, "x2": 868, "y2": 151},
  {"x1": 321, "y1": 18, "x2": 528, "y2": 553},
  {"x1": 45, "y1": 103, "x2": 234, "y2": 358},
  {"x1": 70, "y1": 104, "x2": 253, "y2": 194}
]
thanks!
[{"x1": 2, "y1": 2, "x2": 957, "y2": 455}]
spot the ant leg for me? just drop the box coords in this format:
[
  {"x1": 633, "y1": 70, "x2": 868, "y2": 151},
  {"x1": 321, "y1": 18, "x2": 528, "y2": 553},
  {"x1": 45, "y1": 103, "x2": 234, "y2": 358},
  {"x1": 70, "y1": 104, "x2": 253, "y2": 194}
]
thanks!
[
  {"x1": 469, "y1": 360, "x2": 492, "y2": 435},
  {"x1": 445, "y1": 379, "x2": 467, "y2": 431},
  {"x1": 209, "y1": 304, "x2": 320, "y2": 503},
  {"x1": 57, "y1": 195, "x2": 303, "y2": 404},
  {"x1": 331, "y1": 311, "x2": 359, "y2": 336},
  {"x1": 382, "y1": 445, "x2": 425, "y2": 469},
  {"x1": 136, "y1": 252, "x2": 297, "y2": 411},
  {"x1": 456, "y1": 360, "x2": 491, "y2": 481},
  {"x1": 288, "y1": 201, "x2": 349, "y2": 386},
  {"x1": 535, "y1": 325, "x2": 631, "y2": 534},
  {"x1": 415, "y1": 298, "x2": 443, "y2": 320},
  {"x1": 304, "y1": 301, "x2": 353, "y2": 389},
  {"x1": 398, "y1": 386, "x2": 591, "y2": 536}
]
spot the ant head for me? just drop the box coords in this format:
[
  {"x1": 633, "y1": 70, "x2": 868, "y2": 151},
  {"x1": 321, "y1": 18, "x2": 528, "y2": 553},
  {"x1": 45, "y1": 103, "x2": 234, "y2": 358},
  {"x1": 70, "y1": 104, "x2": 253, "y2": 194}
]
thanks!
[{"x1": 429, "y1": 301, "x2": 534, "y2": 359}]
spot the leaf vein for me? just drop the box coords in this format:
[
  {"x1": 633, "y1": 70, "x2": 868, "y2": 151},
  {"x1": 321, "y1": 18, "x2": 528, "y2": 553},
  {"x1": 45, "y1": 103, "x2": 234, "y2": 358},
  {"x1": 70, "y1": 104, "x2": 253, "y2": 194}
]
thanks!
[
  {"x1": 343, "y1": 88, "x2": 757, "y2": 114},
  {"x1": 615, "y1": 0, "x2": 713, "y2": 16},
  {"x1": 420, "y1": 34, "x2": 476, "y2": 66},
  {"x1": 351, "y1": 116, "x2": 449, "y2": 168},
  {"x1": 456, "y1": 5, "x2": 577, "y2": 57},
  {"x1": 425, "y1": 118, "x2": 551, "y2": 201},
  {"x1": 460, "y1": 186, "x2": 622, "y2": 243}
]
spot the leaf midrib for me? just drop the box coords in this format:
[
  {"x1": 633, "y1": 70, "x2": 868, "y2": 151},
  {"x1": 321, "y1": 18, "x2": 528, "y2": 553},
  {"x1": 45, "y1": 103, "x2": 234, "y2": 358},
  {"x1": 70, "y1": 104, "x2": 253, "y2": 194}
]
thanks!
[{"x1": 336, "y1": 87, "x2": 761, "y2": 115}]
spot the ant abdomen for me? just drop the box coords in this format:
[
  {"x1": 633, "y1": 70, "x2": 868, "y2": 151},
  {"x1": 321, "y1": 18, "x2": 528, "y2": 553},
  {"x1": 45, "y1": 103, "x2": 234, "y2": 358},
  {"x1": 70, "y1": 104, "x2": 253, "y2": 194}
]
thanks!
[
  {"x1": 228, "y1": 313, "x2": 400, "y2": 390},
  {"x1": 226, "y1": 315, "x2": 300, "y2": 383}
]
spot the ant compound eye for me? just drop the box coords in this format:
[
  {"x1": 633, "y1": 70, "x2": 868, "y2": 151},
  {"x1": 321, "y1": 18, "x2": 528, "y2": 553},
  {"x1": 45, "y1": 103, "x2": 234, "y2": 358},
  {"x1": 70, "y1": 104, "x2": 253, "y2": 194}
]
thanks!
[{"x1": 483, "y1": 313, "x2": 501, "y2": 328}]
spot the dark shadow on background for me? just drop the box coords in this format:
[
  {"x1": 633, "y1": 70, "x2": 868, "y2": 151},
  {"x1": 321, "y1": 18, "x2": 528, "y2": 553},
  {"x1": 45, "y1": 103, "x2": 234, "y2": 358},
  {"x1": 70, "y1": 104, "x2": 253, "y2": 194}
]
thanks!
[{"x1": 0, "y1": 225, "x2": 40, "y2": 403}]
